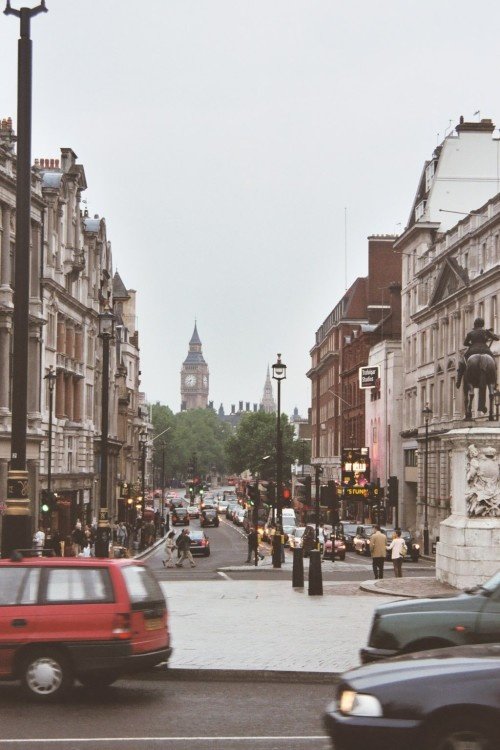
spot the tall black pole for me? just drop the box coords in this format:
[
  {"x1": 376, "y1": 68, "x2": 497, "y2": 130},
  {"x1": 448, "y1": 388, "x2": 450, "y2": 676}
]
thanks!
[
  {"x1": 2, "y1": 1, "x2": 47, "y2": 557},
  {"x1": 424, "y1": 415, "x2": 429, "y2": 555},
  {"x1": 276, "y1": 378, "x2": 282, "y2": 529},
  {"x1": 95, "y1": 331, "x2": 111, "y2": 558},
  {"x1": 141, "y1": 442, "x2": 146, "y2": 517},
  {"x1": 315, "y1": 463, "x2": 321, "y2": 545},
  {"x1": 161, "y1": 444, "x2": 165, "y2": 517},
  {"x1": 45, "y1": 366, "x2": 55, "y2": 505}
]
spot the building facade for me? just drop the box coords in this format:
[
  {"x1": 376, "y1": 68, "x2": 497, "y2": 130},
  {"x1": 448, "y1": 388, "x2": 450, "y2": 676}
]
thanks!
[
  {"x1": 0, "y1": 121, "x2": 149, "y2": 545},
  {"x1": 397, "y1": 116, "x2": 500, "y2": 545}
]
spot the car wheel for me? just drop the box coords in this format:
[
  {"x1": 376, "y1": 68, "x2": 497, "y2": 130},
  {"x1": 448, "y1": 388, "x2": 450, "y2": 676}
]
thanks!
[
  {"x1": 429, "y1": 717, "x2": 496, "y2": 750},
  {"x1": 204, "y1": 549, "x2": 210, "y2": 557},
  {"x1": 79, "y1": 671, "x2": 119, "y2": 688},
  {"x1": 21, "y1": 648, "x2": 73, "y2": 701}
]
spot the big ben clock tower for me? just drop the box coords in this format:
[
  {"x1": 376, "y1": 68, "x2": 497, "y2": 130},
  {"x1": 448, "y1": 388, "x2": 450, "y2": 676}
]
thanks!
[{"x1": 180, "y1": 322, "x2": 209, "y2": 410}]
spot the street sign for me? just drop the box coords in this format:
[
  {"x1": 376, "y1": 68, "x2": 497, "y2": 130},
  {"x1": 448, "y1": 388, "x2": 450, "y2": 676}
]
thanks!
[{"x1": 359, "y1": 365, "x2": 380, "y2": 389}]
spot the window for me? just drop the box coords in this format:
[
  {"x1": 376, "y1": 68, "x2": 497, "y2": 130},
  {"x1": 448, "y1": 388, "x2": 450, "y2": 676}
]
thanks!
[
  {"x1": 121, "y1": 565, "x2": 164, "y2": 605},
  {"x1": 86, "y1": 384, "x2": 93, "y2": 420},
  {"x1": 480, "y1": 242, "x2": 487, "y2": 271},
  {"x1": 47, "y1": 311, "x2": 56, "y2": 348},
  {"x1": 404, "y1": 449, "x2": 417, "y2": 467},
  {"x1": 87, "y1": 334, "x2": 94, "y2": 367},
  {"x1": 429, "y1": 327, "x2": 435, "y2": 359},
  {"x1": 67, "y1": 436, "x2": 73, "y2": 473},
  {"x1": 495, "y1": 234, "x2": 499, "y2": 261},
  {"x1": 491, "y1": 296, "x2": 497, "y2": 329},
  {"x1": 439, "y1": 380, "x2": 444, "y2": 416},
  {"x1": 449, "y1": 376, "x2": 456, "y2": 415},
  {"x1": 420, "y1": 331, "x2": 427, "y2": 364},
  {"x1": 478, "y1": 301, "x2": 484, "y2": 321},
  {"x1": 44, "y1": 568, "x2": 113, "y2": 603},
  {"x1": 0, "y1": 568, "x2": 40, "y2": 606}
]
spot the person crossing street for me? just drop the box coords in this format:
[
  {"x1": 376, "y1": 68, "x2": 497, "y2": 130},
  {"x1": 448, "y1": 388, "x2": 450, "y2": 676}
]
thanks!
[
  {"x1": 369, "y1": 524, "x2": 387, "y2": 579},
  {"x1": 175, "y1": 529, "x2": 196, "y2": 568}
]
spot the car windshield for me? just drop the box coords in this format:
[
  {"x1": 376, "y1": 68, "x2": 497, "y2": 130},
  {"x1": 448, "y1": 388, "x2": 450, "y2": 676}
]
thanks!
[
  {"x1": 341, "y1": 524, "x2": 357, "y2": 534},
  {"x1": 479, "y1": 570, "x2": 500, "y2": 594}
]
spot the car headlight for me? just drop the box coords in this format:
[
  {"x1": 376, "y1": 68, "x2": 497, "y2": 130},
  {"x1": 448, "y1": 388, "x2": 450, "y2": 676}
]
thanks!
[{"x1": 339, "y1": 690, "x2": 383, "y2": 717}]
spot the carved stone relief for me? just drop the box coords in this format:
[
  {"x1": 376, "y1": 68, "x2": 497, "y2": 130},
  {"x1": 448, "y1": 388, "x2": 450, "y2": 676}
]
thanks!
[{"x1": 466, "y1": 444, "x2": 500, "y2": 517}]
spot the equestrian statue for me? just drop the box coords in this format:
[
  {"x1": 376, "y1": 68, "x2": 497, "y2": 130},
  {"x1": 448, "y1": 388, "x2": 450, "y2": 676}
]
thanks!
[{"x1": 457, "y1": 317, "x2": 499, "y2": 420}]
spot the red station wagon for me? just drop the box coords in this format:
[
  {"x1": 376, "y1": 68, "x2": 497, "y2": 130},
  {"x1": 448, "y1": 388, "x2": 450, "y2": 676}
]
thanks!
[{"x1": 0, "y1": 555, "x2": 172, "y2": 700}]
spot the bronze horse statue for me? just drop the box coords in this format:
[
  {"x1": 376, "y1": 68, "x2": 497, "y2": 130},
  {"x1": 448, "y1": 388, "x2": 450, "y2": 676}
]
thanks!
[{"x1": 459, "y1": 352, "x2": 497, "y2": 420}]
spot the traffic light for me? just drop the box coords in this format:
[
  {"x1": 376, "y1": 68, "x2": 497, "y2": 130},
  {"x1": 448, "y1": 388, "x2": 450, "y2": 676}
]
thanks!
[
  {"x1": 282, "y1": 487, "x2": 291, "y2": 506},
  {"x1": 304, "y1": 475, "x2": 312, "y2": 504},
  {"x1": 41, "y1": 490, "x2": 57, "y2": 515},
  {"x1": 387, "y1": 475, "x2": 399, "y2": 507}
]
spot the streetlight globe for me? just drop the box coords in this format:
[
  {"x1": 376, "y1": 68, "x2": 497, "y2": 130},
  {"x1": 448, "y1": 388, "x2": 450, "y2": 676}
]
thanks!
[{"x1": 272, "y1": 353, "x2": 287, "y2": 381}]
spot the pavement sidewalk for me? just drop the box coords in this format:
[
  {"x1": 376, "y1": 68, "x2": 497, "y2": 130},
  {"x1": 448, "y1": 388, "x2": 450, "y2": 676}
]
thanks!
[{"x1": 159, "y1": 574, "x2": 457, "y2": 680}]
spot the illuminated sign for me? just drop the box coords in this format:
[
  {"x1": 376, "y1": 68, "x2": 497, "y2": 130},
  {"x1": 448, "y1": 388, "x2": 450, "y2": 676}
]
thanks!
[{"x1": 341, "y1": 448, "x2": 370, "y2": 487}]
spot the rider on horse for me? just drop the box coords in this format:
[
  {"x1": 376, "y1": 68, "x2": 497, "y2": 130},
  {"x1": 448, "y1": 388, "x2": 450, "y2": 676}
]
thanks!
[{"x1": 457, "y1": 317, "x2": 499, "y2": 389}]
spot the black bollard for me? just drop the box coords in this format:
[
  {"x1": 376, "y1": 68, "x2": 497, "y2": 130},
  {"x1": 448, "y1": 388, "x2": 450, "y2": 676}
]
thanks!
[
  {"x1": 292, "y1": 547, "x2": 304, "y2": 587},
  {"x1": 272, "y1": 534, "x2": 282, "y2": 568},
  {"x1": 308, "y1": 549, "x2": 323, "y2": 596}
]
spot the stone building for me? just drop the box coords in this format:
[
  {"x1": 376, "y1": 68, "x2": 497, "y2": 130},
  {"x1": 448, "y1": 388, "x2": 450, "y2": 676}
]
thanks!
[
  {"x1": 396, "y1": 116, "x2": 500, "y2": 545},
  {"x1": 0, "y1": 121, "x2": 148, "y2": 543},
  {"x1": 260, "y1": 366, "x2": 276, "y2": 413}
]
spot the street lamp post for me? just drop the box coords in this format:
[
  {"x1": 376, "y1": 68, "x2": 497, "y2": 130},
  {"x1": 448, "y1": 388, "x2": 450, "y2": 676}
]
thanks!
[
  {"x1": 272, "y1": 353, "x2": 287, "y2": 569},
  {"x1": 494, "y1": 389, "x2": 500, "y2": 421},
  {"x1": 95, "y1": 306, "x2": 115, "y2": 558},
  {"x1": 139, "y1": 429, "x2": 147, "y2": 520},
  {"x1": 43, "y1": 366, "x2": 56, "y2": 521},
  {"x1": 1, "y1": 0, "x2": 48, "y2": 558},
  {"x1": 422, "y1": 404, "x2": 432, "y2": 556}
]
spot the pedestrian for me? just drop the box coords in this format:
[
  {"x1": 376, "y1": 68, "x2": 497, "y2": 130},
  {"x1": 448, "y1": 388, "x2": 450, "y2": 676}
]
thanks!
[
  {"x1": 246, "y1": 527, "x2": 264, "y2": 563},
  {"x1": 51, "y1": 529, "x2": 62, "y2": 557},
  {"x1": 116, "y1": 521, "x2": 127, "y2": 548},
  {"x1": 163, "y1": 530, "x2": 176, "y2": 567},
  {"x1": 388, "y1": 528, "x2": 405, "y2": 578},
  {"x1": 32, "y1": 526, "x2": 45, "y2": 556},
  {"x1": 71, "y1": 521, "x2": 84, "y2": 556},
  {"x1": 175, "y1": 529, "x2": 196, "y2": 568},
  {"x1": 369, "y1": 525, "x2": 387, "y2": 579}
]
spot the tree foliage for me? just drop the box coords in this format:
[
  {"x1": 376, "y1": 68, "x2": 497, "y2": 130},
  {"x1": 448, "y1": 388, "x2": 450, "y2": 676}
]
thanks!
[
  {"x1": 225, "y1": 411, "x2": 298, "y2": 479},
  {"x1": 151, "y1": 404, "x2": 232, "y2": 483}
]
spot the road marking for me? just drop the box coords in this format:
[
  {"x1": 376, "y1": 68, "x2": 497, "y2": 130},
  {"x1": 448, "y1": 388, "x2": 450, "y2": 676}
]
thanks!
[
  {"x1": 218, "y1": 571, "x2": 230, "y2": 579},
  {"x1": 1, "y1": 736, "x2": 330, "y2": 744}
]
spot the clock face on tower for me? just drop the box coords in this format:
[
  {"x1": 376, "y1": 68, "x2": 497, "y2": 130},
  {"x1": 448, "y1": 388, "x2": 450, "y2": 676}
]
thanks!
[
  {"x1": 203, "y1": 375, "x2": 208, "y2": 387},
  {"x1": 185, "y1": 375, "x2": 196, "y2": 387}
]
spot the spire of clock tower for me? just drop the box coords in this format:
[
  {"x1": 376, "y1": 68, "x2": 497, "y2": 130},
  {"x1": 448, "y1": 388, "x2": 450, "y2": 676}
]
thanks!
[{"x1": 180, "y1": 322, "x2": 209, "y2": 411}]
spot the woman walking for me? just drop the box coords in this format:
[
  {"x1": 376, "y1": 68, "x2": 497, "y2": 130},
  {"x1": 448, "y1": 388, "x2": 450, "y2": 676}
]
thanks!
[{"x1": 163, "y1": 530, "x2": 176, "y2": 568}]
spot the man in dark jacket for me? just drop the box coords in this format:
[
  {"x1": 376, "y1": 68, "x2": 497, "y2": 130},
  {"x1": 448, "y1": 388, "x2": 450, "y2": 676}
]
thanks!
[{"x1": 175, "y1": 529, "x2": 196, "y2": 568}]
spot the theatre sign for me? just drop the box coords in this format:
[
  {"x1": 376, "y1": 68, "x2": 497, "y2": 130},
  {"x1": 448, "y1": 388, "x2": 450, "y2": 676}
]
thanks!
[{"x1": 359, "y1": 365, "x2": 379, "y2": 389}]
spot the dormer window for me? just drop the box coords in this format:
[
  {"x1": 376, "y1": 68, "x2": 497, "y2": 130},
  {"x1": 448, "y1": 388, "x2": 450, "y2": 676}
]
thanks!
[
  {"x1": 415, "y1": 199, "x2": 427, "y2": 222},
  {"x1": 425, "y1": 160, "x2": 436, "y2": 192}
]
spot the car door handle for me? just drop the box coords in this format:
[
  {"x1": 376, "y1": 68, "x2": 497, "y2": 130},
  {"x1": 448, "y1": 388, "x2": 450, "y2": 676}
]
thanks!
[{"x1": 11, "y1": 619, "x2": 27, "y2": 628}]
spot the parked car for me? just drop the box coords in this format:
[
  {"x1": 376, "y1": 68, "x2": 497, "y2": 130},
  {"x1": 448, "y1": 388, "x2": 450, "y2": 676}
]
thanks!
[
  {"x1": 324, "y1": 643, "x2": 500, "y2": 750},
  {"x1": 200, "y1": 508, "x2": 219, "y2": 527},
  {"x1": 0, "y1": 555, "x2": 171, "y2": 700},
  {"x1": 381, "y1": 526, "x2": 420, "y2": 562},
  {"x1": 225, "y1": 502, "x2": 239, "y2": 520},
  {"x1": 187, "y1": 504, "x2": 200, "y2": 519},
  {"x1": 323, "y1": 531, "x2": 346, "y2": 561},
  {"x1": 338, "y1": 522, "x2": 358, "y2": 551},
  {"x1": 352, "y1": 525, "x2": 375, "y2": 556},
  {"x1": 217, "y1": 498, "x2": 229, "y2": 514},
  {"x1": 361, "y1": 568, "x2": 500, "y2": 664},
  {"x1": 233, "y1": 507, "x2": 246, "y2": 526},
  {"x1": 188, "y1": 530, "x2": 210, "y2": 556},
  {"x1": 171, "y1": 507, "x2": 190, "y2": 526}
]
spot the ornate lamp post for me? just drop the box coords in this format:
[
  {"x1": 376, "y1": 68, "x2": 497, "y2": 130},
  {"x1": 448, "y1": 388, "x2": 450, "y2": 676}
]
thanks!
[
  {"x1": 272, "y1": 353, "x2": 286, "y2": 569},
  {"x1": 422, "y1": 404, "x2": 432, "y2": 556},
  {"x1": 1, "y1": 0, "x2": 48, "y2": 558},
  {"x1": 139, "y1": 429, "x2": 148, "y2": 519},
  {"x1": 43, "y1": 365, "x2": 56, "y2": 520},
  {"x1": 494, "y1": 390, "x2": 500, "y2": 421},
  {"x1": 95, "y1": 306, "x2": 115, "y2": 558}
]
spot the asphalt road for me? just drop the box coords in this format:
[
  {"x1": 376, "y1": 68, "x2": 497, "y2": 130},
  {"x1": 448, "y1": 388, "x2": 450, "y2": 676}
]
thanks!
[
  {"x1": 146, "y1": 513, "x2": 435, "y2": 583},
  {"x1": 0, "y1": 677, "x2": 334, "y2": 750}
]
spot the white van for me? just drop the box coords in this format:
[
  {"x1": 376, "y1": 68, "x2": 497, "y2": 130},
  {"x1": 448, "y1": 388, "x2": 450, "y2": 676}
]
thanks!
[{"x1": 263, "y1": 508, "x2": 297, "y2": 540}]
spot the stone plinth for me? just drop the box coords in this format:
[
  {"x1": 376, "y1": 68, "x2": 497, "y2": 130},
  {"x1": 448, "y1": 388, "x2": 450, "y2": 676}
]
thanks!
[{"x1": 436, "y1": 427, "x2": 500, "y2": 589}]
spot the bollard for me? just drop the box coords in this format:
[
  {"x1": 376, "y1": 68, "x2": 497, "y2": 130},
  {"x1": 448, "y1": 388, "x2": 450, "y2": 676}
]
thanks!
[
  {"x1": 272, "y1": 534, "x2": 282, "y2": 568},
  {"x1": 292, "y1": 547, "x2": 304, "y2": 587},
  {"x1": 308, "y1": 549, "x2": 323, "y2": 596}
]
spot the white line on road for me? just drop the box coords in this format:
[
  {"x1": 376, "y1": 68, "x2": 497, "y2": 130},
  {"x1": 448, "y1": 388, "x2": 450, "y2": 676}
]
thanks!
[
  {"x1": 218, "y1": 570, "x2": 230, "y2": 579},
  {"x1": 1, "y1": 736, "x2": 329, "y2": 744}
]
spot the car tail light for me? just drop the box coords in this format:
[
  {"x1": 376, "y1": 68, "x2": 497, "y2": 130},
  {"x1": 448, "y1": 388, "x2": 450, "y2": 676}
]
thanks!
[{"x1": 112, "y1": 612, "x2": 132, "y2": 639}]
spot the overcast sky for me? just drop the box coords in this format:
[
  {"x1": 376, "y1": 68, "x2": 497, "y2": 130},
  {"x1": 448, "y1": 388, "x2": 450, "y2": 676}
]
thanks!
[{"x1": 2, "y1": 0, "x2": 500, "y2": 417}]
